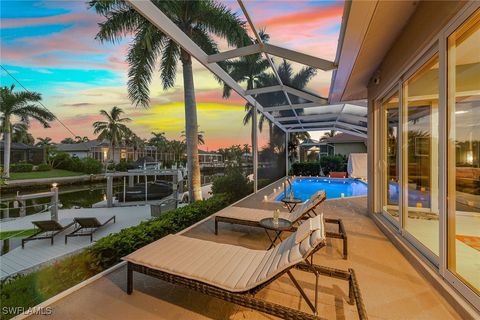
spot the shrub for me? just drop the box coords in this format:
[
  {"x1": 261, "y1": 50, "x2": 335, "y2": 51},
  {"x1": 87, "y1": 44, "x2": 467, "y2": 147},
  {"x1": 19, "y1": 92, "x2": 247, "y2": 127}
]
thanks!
[
  {"x1": 10, "y1": 163, "x2": 33, "y2": 173},
  {"x1": 50, "y1": 151, "x2": 72, "y2": 170},
  {"x1": 319, "y1": 154, "x2": 347, "y2": 175},
  {"x1": 68, "y1": 156, "x2": 84, "y2": 172},
  {"x1": 36, "y1": 163, "x2": 51, "y2": 171},
  {"x1": 81, "y1": 157, "x2": 103, "y2": 174},
  {"x1": 115, "y1": 160, "x2": 134, "y2": 172},
  {"x1": 290, "y1": 155, "x2": 348, "y2": 176},
  {"x1": 89, "y1": 194, "x2": 230, "y2": 269},
  {"x1": 290, "y1": 162, "x2": 321, "y2": 176},
  {"x1": 211, "y1": 167, "x2": 253, "y2": 202}
]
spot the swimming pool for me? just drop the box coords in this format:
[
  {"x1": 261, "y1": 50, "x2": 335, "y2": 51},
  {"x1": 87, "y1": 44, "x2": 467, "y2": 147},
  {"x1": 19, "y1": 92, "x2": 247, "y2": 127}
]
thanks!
[{"x1": 275, "y1": 178, "x2": 368, "y2": 202}]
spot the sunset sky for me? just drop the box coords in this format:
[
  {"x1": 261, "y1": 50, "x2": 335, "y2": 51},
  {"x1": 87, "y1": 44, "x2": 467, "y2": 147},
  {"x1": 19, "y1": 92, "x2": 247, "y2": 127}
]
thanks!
[{"x1": 1, "y1": 0, "x2": 343, "y2": 150}]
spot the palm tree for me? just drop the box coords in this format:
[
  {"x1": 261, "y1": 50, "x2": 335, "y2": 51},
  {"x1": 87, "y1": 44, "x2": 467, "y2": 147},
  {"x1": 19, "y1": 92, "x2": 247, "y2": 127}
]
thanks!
[
  {"x1": 257, "y1": 60, "x2": 317, "y2": 153},
  {"x1": 320, "y1": 130, "x2": 337, "y2": 141},
  {"x1": 12, "y1": 123, "x2": 34, "y2": 145},
  {"x1": 223, "y1": 31, "x2": 270, "y2": 141},
  {"x1": 92, "y1": 106, "x2": 132, "y2": 162},
  {"x1": 90, "y1": 0, "x2": 248, "y2": 201},
  {"x1": 36, "y1": 137, "x2": 53, "y2": 164},
  {"x1": 1, "y1": 85, "x2": 54, "y2": 178},
  {"x1": 61, "y1": 137, "x2": 76, "y2": 144},
  {"x1": 181, "y1": 130, "x2": 205, "y2": 145},
  {"x1": 75, "y1": 136, "x2": 90, "y2": 143},
  {"x1": 288, "y1": 131, "x2": 310, "y2": 162}
]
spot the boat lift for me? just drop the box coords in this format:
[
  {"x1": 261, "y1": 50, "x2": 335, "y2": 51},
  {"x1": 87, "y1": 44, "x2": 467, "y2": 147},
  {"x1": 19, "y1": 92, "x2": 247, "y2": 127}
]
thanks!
[{"x1": 103, "y1": 168, "x2": 185, "y2": 208}]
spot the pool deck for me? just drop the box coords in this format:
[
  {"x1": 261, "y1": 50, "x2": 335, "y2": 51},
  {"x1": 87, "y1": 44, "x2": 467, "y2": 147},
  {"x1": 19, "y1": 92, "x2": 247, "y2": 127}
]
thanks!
[{"x1": 25, "y1": 181, "x2": 464, "y2": 320}]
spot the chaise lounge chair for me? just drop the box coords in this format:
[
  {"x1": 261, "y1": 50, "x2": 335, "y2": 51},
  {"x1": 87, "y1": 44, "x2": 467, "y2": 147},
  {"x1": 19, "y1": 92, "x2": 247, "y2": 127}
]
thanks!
[
  {"x1": 124, "y1": 215, "x2": 366, "y2": 320},
  {"x1": 65, "y1": 216, "x2": 116, "y2": 244},
  {"x1": 214, "y1": 191, "x2": 348, "y2": 258},
  {"x1": 22, "y1": 219, "x2": 75, "y2": 248}
]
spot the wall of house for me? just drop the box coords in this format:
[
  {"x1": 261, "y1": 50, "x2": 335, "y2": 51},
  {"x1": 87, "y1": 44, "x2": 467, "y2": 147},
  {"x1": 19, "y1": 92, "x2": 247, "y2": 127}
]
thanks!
[
  {"x1": 333, "y1": 142, "x2": 367, "y2": 157},
  {"x1": 66, "y1": 151, "x2": 89, "y2": 159}
]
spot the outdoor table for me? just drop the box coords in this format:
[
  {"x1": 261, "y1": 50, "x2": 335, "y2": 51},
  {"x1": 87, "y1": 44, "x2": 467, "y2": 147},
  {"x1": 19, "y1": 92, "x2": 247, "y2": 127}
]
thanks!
[
  {"x1": 259, "y1": 218, "x2": 293, "y2": 250},
  {"x1": 280, "y1": 197, "x2": 303, "y2": 212}
]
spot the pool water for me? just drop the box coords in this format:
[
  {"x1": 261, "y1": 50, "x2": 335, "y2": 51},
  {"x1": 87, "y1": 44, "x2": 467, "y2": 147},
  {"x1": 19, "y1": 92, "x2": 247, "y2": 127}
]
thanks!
[{"x1": 275, "y1": 178, "x2": 368, "y2": 202}]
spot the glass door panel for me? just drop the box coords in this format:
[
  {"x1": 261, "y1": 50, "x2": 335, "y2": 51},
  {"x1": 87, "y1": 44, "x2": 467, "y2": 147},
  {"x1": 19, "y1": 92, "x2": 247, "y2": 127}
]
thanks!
[
  {"x1": 404, "y1": 54, "x2": 440, "y2": 256},
  {"x1": 447, "y1": 9, "x2": 480, "y2": 294},
  {"x1": 382, "y1": 92, "x2": 400, "y2": 221}
]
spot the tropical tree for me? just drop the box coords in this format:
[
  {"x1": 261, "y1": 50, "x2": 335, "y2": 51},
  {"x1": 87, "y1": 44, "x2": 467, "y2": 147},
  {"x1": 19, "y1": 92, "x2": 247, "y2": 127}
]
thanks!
[
  {"x1": 181, "y1": 130, "x2": 205, "y2": 145},
  {"x1": 90, "y1": 0, "x2": 249, "y2": 201},
  {"x1": 75, "y1": 136, "x2": 90, "y2": 143},
  {"x1": 0, "y1": 85, "x2": 54, "y2": 178},
  {"x1": 223, "y1": 31, "x2": 270, "y2": 141},
  {"x1": 258, "y1": 60, "x2": 317, "y2": 148},
  {"x1": 61, "y1": 137, "x2": 76, "y2": 144},
  {"x1": 288, "y1": 131, "x2": 310, "y2": 162},
  {"x1": 149, "y1": 132, "x2": 167, "y2": 146},
  {"x1": 320, "y1": 130, "x2": 337, "y2": 141},
  {"x1": 35, "y1": 137, "x2": 53, "y2": 164},
  {"x1": 12, "y1": 123, "x2": 34, "y2": 145},
  {"x1": 92, "y1": 106, "x2": 132, "y2": 162}
]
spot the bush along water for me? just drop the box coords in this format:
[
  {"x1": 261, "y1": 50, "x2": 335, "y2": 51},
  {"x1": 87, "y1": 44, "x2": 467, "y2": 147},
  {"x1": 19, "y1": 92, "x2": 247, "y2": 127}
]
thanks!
[{"x1": 88, "y1": 193, "x2": 230, "y2": 269}]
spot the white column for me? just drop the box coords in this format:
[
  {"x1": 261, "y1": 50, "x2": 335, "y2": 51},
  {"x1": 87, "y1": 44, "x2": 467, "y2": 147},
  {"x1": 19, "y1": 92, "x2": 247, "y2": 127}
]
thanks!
[
  {"x1": 50, "y1": 184, "x2": 59, "y2": 221},
  {"x1": 253, "y1": 103, "x2": 258, "y2": 193},
  {"x1": 285, "y1": 131, "x2": 289, "y2": 177}
]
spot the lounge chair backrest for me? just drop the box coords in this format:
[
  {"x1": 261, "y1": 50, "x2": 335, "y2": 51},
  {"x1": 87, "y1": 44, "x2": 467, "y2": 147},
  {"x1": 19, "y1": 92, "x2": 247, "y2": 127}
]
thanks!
[
  {"x1": 245, "y1": 215, "x2": 326, "y2": 288},
  {"x1": 32, "y1": 220, "x2": 64, "y2": 231},
  {"x1": 74, "y1": 217, "x2": 101, "y2": 228},
  {"x1": 287, "y1": 190, "x2": 326, "y2": 223}
]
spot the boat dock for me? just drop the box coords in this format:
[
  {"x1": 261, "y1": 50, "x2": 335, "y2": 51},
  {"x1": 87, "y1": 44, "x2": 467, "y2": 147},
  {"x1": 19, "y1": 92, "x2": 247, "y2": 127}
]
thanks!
[{"x1": 0, "y1": 206, "x2": 153, "y2": 280}]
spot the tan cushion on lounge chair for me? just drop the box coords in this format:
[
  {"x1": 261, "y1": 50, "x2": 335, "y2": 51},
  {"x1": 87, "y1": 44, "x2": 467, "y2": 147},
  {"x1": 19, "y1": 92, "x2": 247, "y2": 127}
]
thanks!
[
  {"x1": 215, "y1": 206, "x2": 290, "y2": 222},
  {"x1": 124, "y1": 217, "x2": 326, "y2": 293}
]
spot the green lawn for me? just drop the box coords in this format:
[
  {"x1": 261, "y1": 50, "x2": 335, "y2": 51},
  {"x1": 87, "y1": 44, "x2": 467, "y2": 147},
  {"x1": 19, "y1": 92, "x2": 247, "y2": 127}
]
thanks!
[
  {"x1": 9, "y1": 169, "x2": 83, "y2": 180},
  {"x1": 0, "y1": 229, "x2": 37, "y2": 240}
]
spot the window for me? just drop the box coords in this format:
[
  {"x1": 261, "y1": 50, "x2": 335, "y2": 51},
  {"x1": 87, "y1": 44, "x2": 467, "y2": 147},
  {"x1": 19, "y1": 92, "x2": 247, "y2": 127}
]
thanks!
[
  {"x1": 381, "y1": 91, "x2": 400, "y2": 221},
  {"x1": 403, "y1": 54, "x2": 440, "y2": 255},
  {"x1": 447, "y1": 9, "x2": 480, "y2": 294}
]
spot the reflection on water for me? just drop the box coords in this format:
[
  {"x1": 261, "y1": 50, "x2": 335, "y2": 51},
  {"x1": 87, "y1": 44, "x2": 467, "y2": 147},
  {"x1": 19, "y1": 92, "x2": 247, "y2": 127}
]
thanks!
[{"x1": 0, "y1": 173, "x2": 223, "y2": 219}]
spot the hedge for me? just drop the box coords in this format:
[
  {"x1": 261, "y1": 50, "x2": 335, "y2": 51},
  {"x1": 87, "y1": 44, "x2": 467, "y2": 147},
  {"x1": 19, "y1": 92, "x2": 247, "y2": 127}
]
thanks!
[
  {"x1": 290, "y1": 155, "x2": 348, "y2": 176},
  {"x1": 10, "y1": 163, "x2": 33, "y2": 173},
  {"x1": 88, "y1": 193, "x2": 230, "y2": 269}
]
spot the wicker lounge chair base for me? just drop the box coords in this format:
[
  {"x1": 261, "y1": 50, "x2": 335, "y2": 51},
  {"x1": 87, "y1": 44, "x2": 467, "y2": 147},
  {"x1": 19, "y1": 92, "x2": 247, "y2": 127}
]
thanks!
[
  {"x1": 215, "y1": 216, "x2": 348, "y2": 259},
  {"x1": 127, "y1": 261, "x2": 367, "y2": 320}
]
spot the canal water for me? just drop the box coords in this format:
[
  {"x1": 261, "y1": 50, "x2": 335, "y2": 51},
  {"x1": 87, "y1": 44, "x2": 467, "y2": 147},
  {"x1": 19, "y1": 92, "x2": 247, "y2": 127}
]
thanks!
[{"x1": 0, "y1": 173, "x2": 222, "y2": 219}]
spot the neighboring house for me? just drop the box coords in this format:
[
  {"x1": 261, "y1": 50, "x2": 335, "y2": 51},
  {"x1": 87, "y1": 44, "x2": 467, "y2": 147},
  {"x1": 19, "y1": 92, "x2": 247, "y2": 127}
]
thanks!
[
  {"x1": 298, "y1": 133, "x2": 367, "y2": 161},
  {"x1": 322, "y1": 133, "x2": 367, "y2": 157},
  {"x1": 198, "y1": 150, "x2": 223, "y2": 168},
  {"x1": 0, "y1": 141, "x2": 43, "y2": 164},
  {"x1": 56, "y1": 140, "x2": 163, "y2": 163}
]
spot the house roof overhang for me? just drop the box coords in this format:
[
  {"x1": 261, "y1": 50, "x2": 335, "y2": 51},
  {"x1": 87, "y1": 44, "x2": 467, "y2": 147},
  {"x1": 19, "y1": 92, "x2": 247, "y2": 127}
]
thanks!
[
  {"x1": 329, "y1": 1, "x2": 418, "y2": 103},
  {"x1": 126, "y1": 0, "x2": 369, "y2": 137}
]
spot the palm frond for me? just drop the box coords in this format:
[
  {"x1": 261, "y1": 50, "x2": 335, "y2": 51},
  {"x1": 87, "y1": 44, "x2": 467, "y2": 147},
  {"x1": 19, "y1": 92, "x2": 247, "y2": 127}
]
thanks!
[
  {"x1": 160, "y1": 39, "x2": 180, "y2": 90},
  {"x1": 127, "y1": 23, "x2": 165, "y2": 107}
]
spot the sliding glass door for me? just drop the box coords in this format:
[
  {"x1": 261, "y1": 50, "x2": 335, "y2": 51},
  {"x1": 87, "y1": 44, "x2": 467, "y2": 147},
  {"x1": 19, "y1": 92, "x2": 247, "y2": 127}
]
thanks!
[
  {"x1": 381, "y1": 91, "x2": 400, "y2": 223},
  {"x1": 403, "y1": 54, "x2": 440, "y2": 256},
  {"x1": 447, "y1": 9, "x2": 480, "y2": 295}
]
